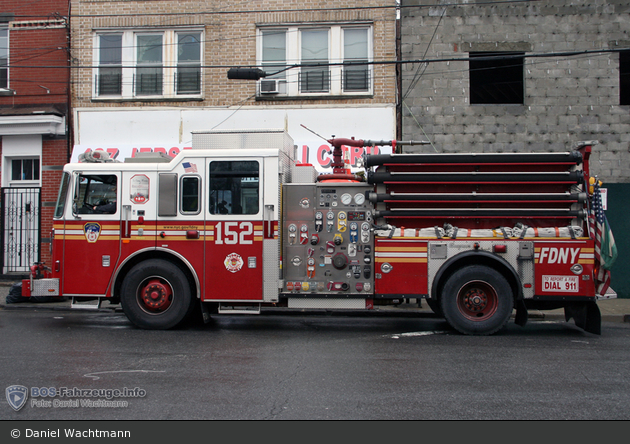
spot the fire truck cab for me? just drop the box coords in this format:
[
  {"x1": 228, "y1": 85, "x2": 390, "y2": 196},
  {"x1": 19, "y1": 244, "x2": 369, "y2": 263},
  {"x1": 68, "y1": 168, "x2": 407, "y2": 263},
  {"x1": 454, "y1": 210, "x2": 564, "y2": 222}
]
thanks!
[{"x1": 27, "y1": 129, "x2": 615, "y2": 335}]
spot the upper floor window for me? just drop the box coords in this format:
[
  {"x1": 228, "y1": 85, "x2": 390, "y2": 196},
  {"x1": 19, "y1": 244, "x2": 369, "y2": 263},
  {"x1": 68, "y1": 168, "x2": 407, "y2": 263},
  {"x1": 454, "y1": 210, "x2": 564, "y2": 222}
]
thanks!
[
  {"x1": 94, "y1": 29, "x2": 202, "y2": 100},
  {"x1": 257, "y1": 24, "x2": 372, "y2": 98},
  {"x1": 620, "y1": 50, "x2": 630, "y2": 106},
  {"x1": 0, "y1": 26, "x2": 8, "y2": 89},
  {"x1": 469, "y1": 51, "x2": 524, "y2": 105},
  {"x1": 97, "y1": 34, "x2": 122, "y2": 95}
]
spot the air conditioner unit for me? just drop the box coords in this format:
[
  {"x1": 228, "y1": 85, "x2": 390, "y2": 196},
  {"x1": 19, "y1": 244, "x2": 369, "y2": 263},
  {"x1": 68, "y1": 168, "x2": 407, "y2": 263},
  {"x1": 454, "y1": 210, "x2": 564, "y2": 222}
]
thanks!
[{"x1": 260, "y1": 79, "x2": 280, "y2": 94}]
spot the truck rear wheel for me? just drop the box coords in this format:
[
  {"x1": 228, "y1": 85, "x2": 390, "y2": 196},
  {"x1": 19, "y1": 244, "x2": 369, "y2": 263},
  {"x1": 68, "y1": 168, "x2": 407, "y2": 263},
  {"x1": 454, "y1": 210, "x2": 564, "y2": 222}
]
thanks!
[
  {"x1": 120, "y1": 259, "x2": 194, "y2": 330},
  {"x1": 440, "y1": 265, "x2": 513, "y2": 335}
]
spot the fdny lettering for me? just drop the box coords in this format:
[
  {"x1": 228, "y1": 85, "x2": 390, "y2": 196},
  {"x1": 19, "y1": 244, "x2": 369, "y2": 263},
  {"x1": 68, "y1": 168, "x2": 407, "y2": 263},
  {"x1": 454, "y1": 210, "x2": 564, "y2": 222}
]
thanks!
[
  {"x1": 538, "y1": 247, "x2": 580, "y2": 264},
  {"x1": 215, "y1": 222, "x2": 254, "y2": 245}
]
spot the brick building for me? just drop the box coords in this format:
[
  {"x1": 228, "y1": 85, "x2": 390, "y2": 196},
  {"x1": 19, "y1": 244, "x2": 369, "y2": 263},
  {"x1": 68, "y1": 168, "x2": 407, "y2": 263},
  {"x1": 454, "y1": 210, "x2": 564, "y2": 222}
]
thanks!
[
  {"x1": 0, "y1": 0, "x2": 70, "y2": 274},
  {"x1": 69, "y1": 1, "x2": 398, "y2": 169},
  {"x1": 400, "y1": 0, "x2": 630, "y2": 296}
]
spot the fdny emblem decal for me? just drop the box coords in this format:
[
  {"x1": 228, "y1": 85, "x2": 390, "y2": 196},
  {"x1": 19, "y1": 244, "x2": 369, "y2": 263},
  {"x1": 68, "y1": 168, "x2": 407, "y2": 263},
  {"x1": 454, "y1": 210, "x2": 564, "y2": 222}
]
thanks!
[
  {"x1": 6, "y1": 385, "x2": 28, "y2": 411},
  {"x1": 224, "y1": 253, "x2": 244, "y2": 273},
  {"x1": 84, "y1": 222, "x2": 102, "y2": 243}
]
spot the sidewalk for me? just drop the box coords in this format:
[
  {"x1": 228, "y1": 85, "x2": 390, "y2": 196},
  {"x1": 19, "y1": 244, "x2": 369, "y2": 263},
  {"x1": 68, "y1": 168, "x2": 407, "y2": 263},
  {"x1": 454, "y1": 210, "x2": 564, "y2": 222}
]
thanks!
[{"x1": 1, "y1": 280, "x2": 628, "y2": 323}]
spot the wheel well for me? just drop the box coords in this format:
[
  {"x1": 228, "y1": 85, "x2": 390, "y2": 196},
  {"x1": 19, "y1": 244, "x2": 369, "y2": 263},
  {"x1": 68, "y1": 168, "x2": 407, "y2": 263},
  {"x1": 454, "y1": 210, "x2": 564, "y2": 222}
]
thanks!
[
  {"x1": 112, "y1": 251, "x2": 198, "y2": 303},
  {"x1": 432, "y1": 252, "x2": 522, "y2": 306}
]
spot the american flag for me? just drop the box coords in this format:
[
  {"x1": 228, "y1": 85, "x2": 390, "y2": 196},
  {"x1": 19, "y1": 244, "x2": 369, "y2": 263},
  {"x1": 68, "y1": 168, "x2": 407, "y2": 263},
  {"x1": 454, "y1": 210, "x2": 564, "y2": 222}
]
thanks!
[
  {"x1": 588, "y1": 181, "x2": 617, "y2": 296},
  {"x1": 182, "y1": 162, "x2": 198, "y2": 173}
]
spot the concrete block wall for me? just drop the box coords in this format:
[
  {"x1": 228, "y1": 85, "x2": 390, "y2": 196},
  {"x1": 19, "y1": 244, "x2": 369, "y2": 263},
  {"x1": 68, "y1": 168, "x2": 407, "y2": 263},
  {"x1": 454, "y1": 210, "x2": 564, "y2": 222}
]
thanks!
[{"x1": 400, "y1": 0, "x2": 630, "y2": 184}]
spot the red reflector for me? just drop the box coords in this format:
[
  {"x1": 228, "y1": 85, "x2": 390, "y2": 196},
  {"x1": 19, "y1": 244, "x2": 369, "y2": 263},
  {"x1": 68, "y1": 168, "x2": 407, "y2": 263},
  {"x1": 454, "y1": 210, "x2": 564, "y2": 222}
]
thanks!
[
  {"x1": 524, "y1": 283, "x2": 532, "y2": 288},
  {"x1": 493, "y1": 245, "x2": 507, "y2": 253}
]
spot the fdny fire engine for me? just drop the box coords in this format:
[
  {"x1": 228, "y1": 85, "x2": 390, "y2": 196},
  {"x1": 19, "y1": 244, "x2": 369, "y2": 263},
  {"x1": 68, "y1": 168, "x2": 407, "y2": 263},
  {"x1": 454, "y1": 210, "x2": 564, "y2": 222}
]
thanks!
[{"x1": 24, "y1": 129, "x2": 616, "y2": 335}]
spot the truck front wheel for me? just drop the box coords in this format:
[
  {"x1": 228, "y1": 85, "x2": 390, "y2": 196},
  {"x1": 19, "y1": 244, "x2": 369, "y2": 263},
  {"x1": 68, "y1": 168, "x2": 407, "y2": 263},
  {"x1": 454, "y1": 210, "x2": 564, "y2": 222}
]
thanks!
[
  {"x1": 120, "y1": 259, "x2": 194, "y2": 330},
  {"x1": 440, "y1": 265, "x2": 513, "y2": 335}
]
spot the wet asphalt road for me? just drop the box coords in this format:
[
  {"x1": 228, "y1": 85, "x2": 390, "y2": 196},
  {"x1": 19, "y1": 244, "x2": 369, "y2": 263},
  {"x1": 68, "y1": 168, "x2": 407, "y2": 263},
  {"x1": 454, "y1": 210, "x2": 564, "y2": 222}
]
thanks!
[{"x1": 1, "y1": 307, "x2": 630, "y2": 421}]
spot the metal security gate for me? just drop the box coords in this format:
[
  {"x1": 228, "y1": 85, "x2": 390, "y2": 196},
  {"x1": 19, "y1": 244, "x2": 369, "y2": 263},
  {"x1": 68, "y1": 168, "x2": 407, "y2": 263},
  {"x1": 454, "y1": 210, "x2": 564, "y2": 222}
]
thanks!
[{"x1": 1, "y1": 187, "x2": 41, "y2": 273}]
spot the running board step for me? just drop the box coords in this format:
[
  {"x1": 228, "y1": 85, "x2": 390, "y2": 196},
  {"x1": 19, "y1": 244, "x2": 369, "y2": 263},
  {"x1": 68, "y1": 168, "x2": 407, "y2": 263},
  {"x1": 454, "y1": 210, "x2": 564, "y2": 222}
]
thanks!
[
  {"x1": 218, "y1": 304, "x2": 261, "y2": 314},
  {"x1": 71, "y1": 297, "x2": 102, "y2": 310}
]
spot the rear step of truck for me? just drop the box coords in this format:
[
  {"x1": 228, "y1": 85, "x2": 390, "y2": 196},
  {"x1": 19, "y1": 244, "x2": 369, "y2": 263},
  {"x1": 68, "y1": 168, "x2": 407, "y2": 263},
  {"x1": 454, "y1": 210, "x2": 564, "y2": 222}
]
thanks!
[
  {"x1": 218, "y1": 304, "x2": 261, "y2": 314},
  {"x1": 71, "y1": 297, "x2": 102, "y2": 310}
]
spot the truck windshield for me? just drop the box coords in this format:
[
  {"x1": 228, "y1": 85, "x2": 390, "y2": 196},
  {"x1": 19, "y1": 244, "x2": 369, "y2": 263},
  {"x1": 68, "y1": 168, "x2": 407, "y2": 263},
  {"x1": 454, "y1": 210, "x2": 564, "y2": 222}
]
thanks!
[{"x1": 54, "y1": 172, "x2": 70, "y2": 218}]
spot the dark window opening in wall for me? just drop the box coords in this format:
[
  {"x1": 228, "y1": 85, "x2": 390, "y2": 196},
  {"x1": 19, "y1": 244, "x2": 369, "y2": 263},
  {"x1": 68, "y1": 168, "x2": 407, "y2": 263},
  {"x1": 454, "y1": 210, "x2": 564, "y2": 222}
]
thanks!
[
  {"x1": 469, "y1": 51, "x2": 524, "y2": 104},
  {"x1": 620, "y1": 50, "x2": 630, "y2": 106}
]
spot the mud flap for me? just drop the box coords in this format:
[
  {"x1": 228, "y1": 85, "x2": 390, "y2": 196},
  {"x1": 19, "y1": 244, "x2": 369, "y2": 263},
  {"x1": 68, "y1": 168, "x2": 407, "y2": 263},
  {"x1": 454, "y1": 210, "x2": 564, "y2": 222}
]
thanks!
[
  {"x1": 514, "y1": 299, "x2": 528, "y2": 327},
  {"x1": 200, "y1": 301, "x2": 218, "y2": 324},
  {"x1": 564, "y1": 301, "x2": 601, "y2": 335}
]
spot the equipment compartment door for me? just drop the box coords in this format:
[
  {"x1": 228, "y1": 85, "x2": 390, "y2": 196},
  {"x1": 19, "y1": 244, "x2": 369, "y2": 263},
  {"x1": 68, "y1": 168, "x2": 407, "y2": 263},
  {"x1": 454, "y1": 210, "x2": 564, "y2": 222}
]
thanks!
[{"x1": 205, "y1": 158, "x2": 264, "y2": 301}]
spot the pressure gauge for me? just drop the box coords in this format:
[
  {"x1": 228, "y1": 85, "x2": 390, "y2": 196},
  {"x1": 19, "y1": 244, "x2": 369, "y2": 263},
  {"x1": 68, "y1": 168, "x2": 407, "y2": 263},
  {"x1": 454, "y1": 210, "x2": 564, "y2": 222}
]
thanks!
[
  {"x1": 354, "y1": 193, "x2": 365, "y2": 205},
  {"x1": 315, "y1": 211, "x2": 323, "y2": 220},
  {"x1": 327, "y1": 211, "x2": 335, "y2": 220},
  {"x1": 341, "y1": 193, "x2": 352, "y2": 205}
]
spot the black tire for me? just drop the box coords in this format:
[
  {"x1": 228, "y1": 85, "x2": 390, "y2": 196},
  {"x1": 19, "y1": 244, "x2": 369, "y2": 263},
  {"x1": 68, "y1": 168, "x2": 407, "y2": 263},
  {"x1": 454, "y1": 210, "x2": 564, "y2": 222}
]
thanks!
[
  {"x1": 120, "y1": 259, "x2": 195, "y2": 330},
  {"x1": 440, "y1": 265, "x2": 513, "y2": 335}
]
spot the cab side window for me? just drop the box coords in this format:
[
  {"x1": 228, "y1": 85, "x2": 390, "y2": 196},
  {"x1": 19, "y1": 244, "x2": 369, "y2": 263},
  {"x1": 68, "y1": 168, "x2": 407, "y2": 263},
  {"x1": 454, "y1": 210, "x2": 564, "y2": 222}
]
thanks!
[
  {"x1": 209, "y1": 161, "x2": 259, "y2": 215},
  {"x1": 180, "y1": 176, "x2": 200, "y2": 214},
  {"x1": 75, "y1": 174, "x2": 117, "y2": 214}
]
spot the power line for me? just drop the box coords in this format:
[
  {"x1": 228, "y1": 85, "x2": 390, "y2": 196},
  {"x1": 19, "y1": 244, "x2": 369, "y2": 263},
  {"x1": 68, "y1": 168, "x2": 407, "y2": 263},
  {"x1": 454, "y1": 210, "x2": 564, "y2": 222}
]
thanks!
[{"x1": 6, "y1": 47, "x2": 625, "y2": 70}]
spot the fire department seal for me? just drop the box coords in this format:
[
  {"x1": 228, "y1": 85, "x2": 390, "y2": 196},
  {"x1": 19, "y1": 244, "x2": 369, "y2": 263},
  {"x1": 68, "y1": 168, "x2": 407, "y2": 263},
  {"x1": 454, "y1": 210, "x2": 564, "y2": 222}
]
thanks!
[
  {"x1": 84, "y1": 222, "x2": 101, "y2": 243},
  {"x1": 224, "y1": 253, "x2": 243, "y2": 273}
]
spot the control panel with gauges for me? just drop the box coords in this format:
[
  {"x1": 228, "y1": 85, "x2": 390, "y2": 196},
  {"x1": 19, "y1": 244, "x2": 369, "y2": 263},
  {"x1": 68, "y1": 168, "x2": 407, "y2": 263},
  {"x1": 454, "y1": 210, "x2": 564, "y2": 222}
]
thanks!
[{"x1": 282, "y1": 183, "x2": 374, "y2": 295}]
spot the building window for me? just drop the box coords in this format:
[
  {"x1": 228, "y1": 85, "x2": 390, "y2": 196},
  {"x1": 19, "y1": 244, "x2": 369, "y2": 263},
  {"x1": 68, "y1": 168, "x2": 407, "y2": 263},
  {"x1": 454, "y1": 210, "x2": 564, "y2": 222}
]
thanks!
[
  {"x1": 469, "y1": 52, "x2": 524, "y2": 105},
  {"x1": 259, "y1": 29, "x2": 287, "y2": 94},
  {"x1": 11, "y1": 158, "x2": 40, "y2": 182},
  {"x1": 257, "y1": 24, "x2": 372, "y2": 97},
  {"x1": 300, "y1": 29, "x2": 330, "y2": 93},
  {"x1": 0, "y1": 26, "x2": 8, "y2": 89},
  {"x1": 135, "y1": 34, "x2": 163, "y2": 96},
  {"x1": 97, "y1": 34, "x2": 122, "y2": 95},
  {"x1": 94, "y1": 29, "x2": 203, "y2": 100},
  {"x1": 176, "y1": 32, "x2": 201, "y2": 95},
  {"x1": 621, "y1": 50, "x2": 630, "y2": 106},
  {"x1": 343, "y1": 28, "x2": 369, "y2": 92}
]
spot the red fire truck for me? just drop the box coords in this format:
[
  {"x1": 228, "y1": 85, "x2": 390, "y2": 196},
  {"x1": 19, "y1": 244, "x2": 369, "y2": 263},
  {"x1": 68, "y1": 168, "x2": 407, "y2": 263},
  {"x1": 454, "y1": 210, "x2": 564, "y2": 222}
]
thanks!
[{"x1": 23, "y1": 129, "x2": 616, "y2": 335}]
